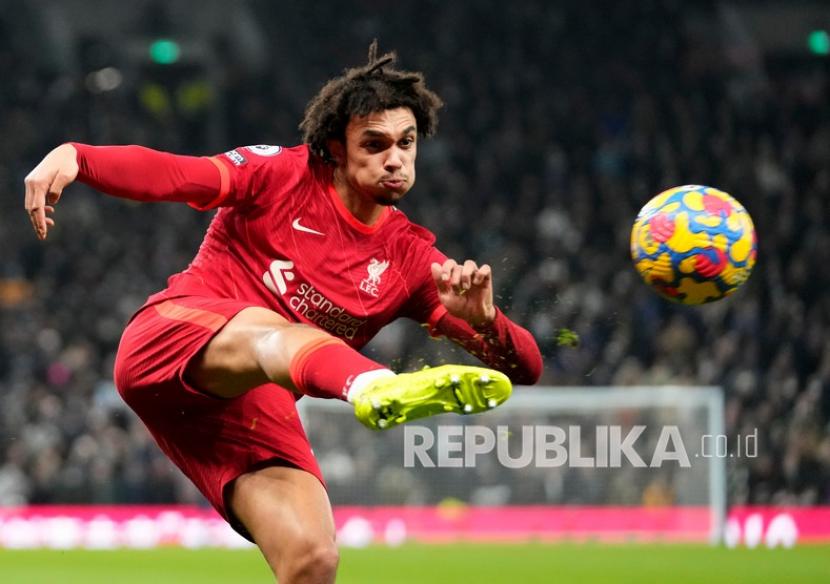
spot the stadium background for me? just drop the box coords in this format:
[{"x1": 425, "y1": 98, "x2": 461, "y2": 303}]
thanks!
[{"x1": 1, "y1": 0, "x2": 829, "y2": 581}]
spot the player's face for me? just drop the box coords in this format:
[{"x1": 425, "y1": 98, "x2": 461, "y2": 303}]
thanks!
[{"x1": 339, "y1": 107, "x2": 417, "y2": 206}]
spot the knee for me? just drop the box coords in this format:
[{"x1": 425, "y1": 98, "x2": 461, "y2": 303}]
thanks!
[{"x1": 280, "y1": 537, "x2": 339, "y2": 583}]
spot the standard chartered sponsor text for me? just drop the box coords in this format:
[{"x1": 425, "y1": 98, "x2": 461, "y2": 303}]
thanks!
[{"x1": 289, "y1": 282, "x2": 366, "y2": 339}]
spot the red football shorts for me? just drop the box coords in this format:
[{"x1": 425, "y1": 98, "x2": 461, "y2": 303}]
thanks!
[{"x1": 113, "y1": 293, "x2": 324, "y2": 538}]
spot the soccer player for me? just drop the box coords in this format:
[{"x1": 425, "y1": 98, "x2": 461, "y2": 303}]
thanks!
[{"x1": 23, "y1": 44, "x2": 542, "y2": 583}]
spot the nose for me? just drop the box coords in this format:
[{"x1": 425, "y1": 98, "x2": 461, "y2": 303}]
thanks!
[{"x1": 384, "y1": 147, "x2": 403, "y2": 172}]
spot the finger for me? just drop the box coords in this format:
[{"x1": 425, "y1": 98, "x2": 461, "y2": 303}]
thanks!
[
  {"x1": 431, "y1": 262, "x2": 451, "y2": 293},
  {"x1": 460, "y1": 260, "x2": 478, "y2": 291},
  {"x1": 24, "y1": 176, "x2": 35, "y2": 214},
  {"x1": 43, "y1": 208, "x2": 56, "y2": 230},
  {"x1": 30, "y1": 206, "x2": 47, "y2": 239},
  {"x1": 449, "y1": 264, "x2": 464, "y2": 294},
  {"x1": 438, "y1": 258, "x2": 457, "y2": 290},
  {"x1": 46, "y1": 171, "x2": 73, "y2": 205},
  {"x1": 441, "y1": 258, "x2": 457, "y2": 282},
  {"x1": 29, "y1": 207, "x2": 47, "y2": 240},
  {"x1": 28, "y1": 211, "x2": 40, "y2": 239},
  {"x1": 472, "y1": 264, "x2": 492, "y2": 286}
]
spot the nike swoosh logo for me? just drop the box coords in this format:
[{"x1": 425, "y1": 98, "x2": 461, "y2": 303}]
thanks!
[{"x1": 292, "y1": 218, "x2": 325, "y2": 236}]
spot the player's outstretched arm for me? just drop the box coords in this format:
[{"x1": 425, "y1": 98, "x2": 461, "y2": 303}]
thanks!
[
  {"x1": 24, "y1": 143, "x2": 225, "y2": 240},
  {"x1": 430, "y1": 258, "x2": 543, "y2": 385}
]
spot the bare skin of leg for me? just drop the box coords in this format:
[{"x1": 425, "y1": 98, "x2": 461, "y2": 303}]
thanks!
[
  {"x1": 184, "y1": 307, "x2": 344, "y2": 582},
  {"x1": 185, "y1": 306, "x2": 335, "y2": 398},
  {"x1": 229, "y1": 466, "x2": 338, "y2": 583}
]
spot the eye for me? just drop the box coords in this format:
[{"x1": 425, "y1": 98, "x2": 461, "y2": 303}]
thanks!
[{"x1": 399, "y1": 137, "x2": 415, "y2": 148}]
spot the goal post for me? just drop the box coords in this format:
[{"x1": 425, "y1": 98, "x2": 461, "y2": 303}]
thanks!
[{"x1": 298, "y1": 386, "x2": 727, "y2": 544}]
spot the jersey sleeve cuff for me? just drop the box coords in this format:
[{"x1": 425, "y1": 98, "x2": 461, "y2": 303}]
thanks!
[
  {"x1": 188, "y1": 156, "x2": 232, "y2": 210},
  {"x1": 426, "y1": 305, "x2": 448, "y2": 336},
  {"x1": 69, "y1": 142, "x2": 91, "y2": 179},
  {"x1": 471, "y1": 306, "x2": 504, "y2": 334}
]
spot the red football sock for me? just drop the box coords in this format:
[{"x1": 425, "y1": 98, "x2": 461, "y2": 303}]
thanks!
[{"x1": 289, "y1": 338, "x2": 388, "y2": 400}]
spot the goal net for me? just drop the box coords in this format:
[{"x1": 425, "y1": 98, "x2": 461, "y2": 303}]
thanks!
[{"x1": 298, "y1": 386, "x2": 726, "y2": 544}]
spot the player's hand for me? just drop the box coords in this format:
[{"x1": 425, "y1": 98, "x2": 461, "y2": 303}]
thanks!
[
  {"x1": 24, "y1": 143, "x2": 78, "y2": 240},
  {"x1": 431, "y1": 259, "x2": 496, "y2": 327}
]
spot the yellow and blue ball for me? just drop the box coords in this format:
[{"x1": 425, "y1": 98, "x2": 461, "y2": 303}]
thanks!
[{"x1": 630, "y1": 185, "x2": 757, "y2": 304}]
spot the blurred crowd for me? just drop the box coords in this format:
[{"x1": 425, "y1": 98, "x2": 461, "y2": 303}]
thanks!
[{"x1": 1, "y1": 0, "x2": 828, "y2": 509}]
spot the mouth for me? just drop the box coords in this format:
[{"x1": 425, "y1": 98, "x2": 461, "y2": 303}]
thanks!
[{"x1": 381, "y1": 178, "x2": 406, "y2": 190}]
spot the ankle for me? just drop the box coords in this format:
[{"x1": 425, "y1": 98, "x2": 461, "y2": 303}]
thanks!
[{"x1": 346, "y1": 369, "x2": 396, "y2": 403}]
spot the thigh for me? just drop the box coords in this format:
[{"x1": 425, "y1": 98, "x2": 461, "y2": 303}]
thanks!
[
  {"x1": 229, "y1": 465, "x2": 335, "y2": 573},
  {"x1": 186, "y1": 306, "x2": 328, "y2": 398}
]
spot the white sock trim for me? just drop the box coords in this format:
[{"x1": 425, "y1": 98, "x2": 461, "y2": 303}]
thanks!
[{"x1": 347, "y1": 368, "x2": 395, "y2": 404}]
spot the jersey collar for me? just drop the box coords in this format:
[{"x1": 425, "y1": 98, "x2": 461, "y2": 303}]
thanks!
[{"x1": 326, "y1": 182, "x2": 391, "y2": 234}]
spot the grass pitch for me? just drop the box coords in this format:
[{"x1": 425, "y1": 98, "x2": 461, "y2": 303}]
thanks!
[{"x1": 0, "y1": 543, "x2": 828, "y2": 583}]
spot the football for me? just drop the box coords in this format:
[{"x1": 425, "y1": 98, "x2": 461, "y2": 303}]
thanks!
[{"x1": 630, "y1": 185, "x2": 757, "y2": 304}]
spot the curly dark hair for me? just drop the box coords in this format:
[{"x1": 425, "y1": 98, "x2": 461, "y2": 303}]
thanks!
[{"x1": 300, "y1": 41, "x2": 444, "y2": 164}]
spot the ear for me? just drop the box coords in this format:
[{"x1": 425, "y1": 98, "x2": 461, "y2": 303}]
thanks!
[{"x1": 327, "y1": 139, "x2": 345, "y2": 164}]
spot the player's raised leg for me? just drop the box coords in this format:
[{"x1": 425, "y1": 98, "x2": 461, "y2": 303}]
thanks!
[
  {"x1": 228, "y1": 465, "x2": 338, "y2": 583},
  {"x1": 185, "y1": 306, "x2": 390, "y2": 400},
  {"x1": 185, "y1": 306, "x2": 513, "y2": 429}
]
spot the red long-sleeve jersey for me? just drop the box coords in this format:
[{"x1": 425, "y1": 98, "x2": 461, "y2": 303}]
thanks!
[{"x1": 73, "y1": 143, "x2": 542, "y2": 384}]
